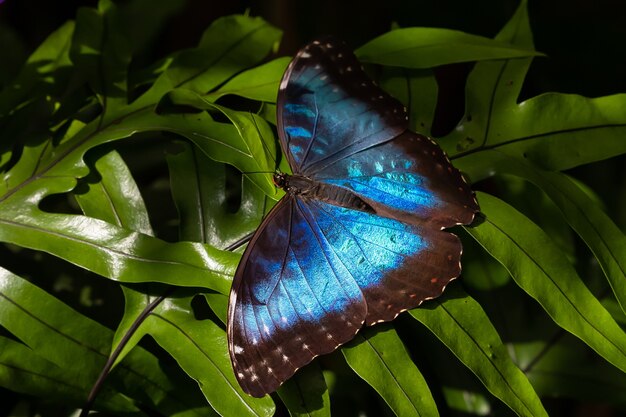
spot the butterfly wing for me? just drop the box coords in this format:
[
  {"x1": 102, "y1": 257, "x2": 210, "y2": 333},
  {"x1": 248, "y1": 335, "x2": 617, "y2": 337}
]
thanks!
[
  {"x1": 277, "y1": 38, "x2": 408, "y2": 175},
  {"x1": 228, "y1": 196, "x2": 461, "y2": 397}
]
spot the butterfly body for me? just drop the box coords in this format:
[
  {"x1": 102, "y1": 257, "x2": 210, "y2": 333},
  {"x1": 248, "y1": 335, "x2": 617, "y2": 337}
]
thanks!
[
  {"x1": 274, "y1": 172, "x2": 375, "y2": 213},
  {"x1": 227, "y1": 38, "x2": 479, "y2": 397}
]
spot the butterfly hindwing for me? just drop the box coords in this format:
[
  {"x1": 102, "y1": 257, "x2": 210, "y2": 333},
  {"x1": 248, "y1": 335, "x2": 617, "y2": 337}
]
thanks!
[
  {"x1": 277, "y1": 38, "x2": 408, "y2": 175},
  {"x1": 305, "y1": 199, "x2": 464, "y2": 325}
]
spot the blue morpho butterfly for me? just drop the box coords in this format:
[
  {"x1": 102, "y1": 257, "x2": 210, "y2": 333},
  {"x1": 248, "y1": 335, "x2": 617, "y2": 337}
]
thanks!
[{"x1": 227, "y1": 37, "x2": 479, "y2": 397}]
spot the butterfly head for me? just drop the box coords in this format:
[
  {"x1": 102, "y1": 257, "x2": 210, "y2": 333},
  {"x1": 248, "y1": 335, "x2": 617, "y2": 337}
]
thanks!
[{"x1": 272, "y1": 172, "x2": 289, "y2": 191}]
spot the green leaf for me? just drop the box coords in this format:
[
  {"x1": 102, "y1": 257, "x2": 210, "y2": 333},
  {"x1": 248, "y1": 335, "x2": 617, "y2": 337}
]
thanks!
[
  {"x1": 379, "y1": 68, "x2": 438, "y2": 134},
  {"x1": 442, "y1": 0, "x2": 626, "y2": 179},
  {"x1": 356, "y1": 27, "x2": 542, "y2": 68},
  {"x1": 166, "y1": 89, "x2": 280, "y2": 193},
  {"x1": 278, "y1": 362, "x2": 331, "y2": 417},
  {"x1": 477, "y1": 153, "x2": 626, "y2": 314},
  {"x1": 0, "y1": 268, "x2": 211, "y2": 415},
  {"x1": 342, "y1": 324, "x2": 439, "y2": 417},
  {"x1": 74, "y1": 150, "x2": 153, "y2": 235},
  {"x1": 143, "y1": 15, "x2": 281, "y2": 103},
  {"x1": 410, "y1": 284, "x2": 547, "y2": 417},
  {"x1": 71, "y1": 0, "x2": 131, "y2": 111},
  {"x1": 118, "y1": 295, "x2": 276, "y2": 417},
  {"x1": 0, "y1": 208, "x2": 237, "y2": 292},
  {"x1": 208, "y1": 57, "x2": 290, "y2": 102},
  {"x1": 167, "y1": 140, "x2": 270, "y2": 248},
  {"x1": 524, "y1": 336, "x2": 626, "y2": 409},
  {"x1": 0, "y1": 336, "x2": 137, "y2": 413},
  {"x1": 467, "y1": 192, "x2": 626, "y2": 376},
  {"x1": 0, "y1": 21, "x2": 75, "y2": 118}
]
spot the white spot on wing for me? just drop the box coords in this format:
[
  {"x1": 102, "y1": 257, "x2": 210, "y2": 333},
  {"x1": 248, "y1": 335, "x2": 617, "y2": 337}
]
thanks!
[
  {"x1": 300, "y1": 51, "x2": 311, "y2": 58},
  {"x1": 234, "y1": 345, "x2": 244, "y2": 354}
]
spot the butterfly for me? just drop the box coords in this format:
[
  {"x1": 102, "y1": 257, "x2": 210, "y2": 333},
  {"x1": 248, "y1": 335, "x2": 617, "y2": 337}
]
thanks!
[{"x1": 227, "y1": 37, "x2": 479, "y2": 397}]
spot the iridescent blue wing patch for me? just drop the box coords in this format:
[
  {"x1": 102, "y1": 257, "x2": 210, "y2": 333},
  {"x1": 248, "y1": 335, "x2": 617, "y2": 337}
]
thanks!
[
  {"x1": 228, "y1": 196, "x2": 462, "y2": 397},
  {"x1": 316, "y1": 130, "x2": 478, "y2": 230},
  {"x1": 277, "y1": 38, "x2": 408, "y2": 175}
]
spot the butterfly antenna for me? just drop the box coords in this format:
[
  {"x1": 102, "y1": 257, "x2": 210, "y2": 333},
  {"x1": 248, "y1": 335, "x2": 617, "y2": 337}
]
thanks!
[{"x1": 225, "y1": 231, "x2": 255, "y2": 251}]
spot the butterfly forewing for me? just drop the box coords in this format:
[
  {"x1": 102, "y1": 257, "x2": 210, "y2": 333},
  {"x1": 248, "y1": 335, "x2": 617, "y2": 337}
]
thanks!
[
  {"x1": 316, "y1": 130, "x2": 479, "y2": 229},
  {"x1": 277, "y1": 38, "x2": 408, "y2": 176}
]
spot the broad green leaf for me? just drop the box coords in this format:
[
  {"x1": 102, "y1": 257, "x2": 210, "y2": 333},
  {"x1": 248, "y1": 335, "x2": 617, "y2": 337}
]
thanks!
[
  {"x1": 441, "y1": 387, "x2": 492, "y2": 416},
  {"x1": 0, "y1": 336, "x2": 137, "y2": 413},
  {"x1": 442, "y1": 0, "x2": 626, "y2": 179},
  {"x1": 410, "y1": 285, "x2": 547, "y2": 417},
  {"x1": 0, "y1": 14, "x2": 281, "y2": 209},
  {"x1": 0, "y1": 21, "x2": 75, "y2": 169},
  {"x1": 208, "y1": 57, "x2": 290, "y2": 102},
  {"x1": 604, "y1": 299, "x2": 626, "y2": 327},
  {"x1": 478, "y1": 152, "x2": 626, "y2": 314},
  {"x1": 167, "y1": 140, "x2": 270, "y2": 249},
  {"x1": 0, "y1": 268, "x2": 211, "y2": 415},
  {"x1": 0, "y1": 99, "x2": 277, "y2": 200},
  {"x1": 467, "y1": 192, "x2": 626, "y2": 376},
  {"x1": 74, "y1": 150, "x2": 153, "y2": 235},
  {"x1": 523, "y1": 336, "x2": 626, "y2": 409},
  {"x1": 142, "y1": 15, "x2": 281, "y2": 103},
  {"x1": 70, "y1": 148, "x2": 159, "y2": 358},
  {"x1": 461, "y1": 232, "x2": 511, "y2": 291},
  {"x1": 0, "y1": 208, "x2": 237, "y2": 292},
  {"x1": 118, "y1": 295, "x2": 275, "y2": 417},
  {"x1": 0, "y1": 21, "x2": 75, "y2": 118},
  {"x1": 379, "y1": 68, "x2": 438, "y2": 134},
  {"x1": 356, "y1": 27, "x2": 542, "y2": 68},
  {"x1": 166, "y1": 89, "x2": 280, "y2": 192},
  {"x1": 342, "y1": 325, "x2": 438, "y2": 417},
  {"x1": 258, "y1": 102, "x2": 277, "y2": 125},
  {"x1": 490, "y1": 174, "x2": 576, "y2": 259},
  {"x1": 278, "y1": 363, "x2": 330, "y2": 417},
  {"x1": 71, "y1": 0, "x2": 131, "y2": 112},
  {"x1": 70, "y1": 150, "x2": 186, "y2": 417}
]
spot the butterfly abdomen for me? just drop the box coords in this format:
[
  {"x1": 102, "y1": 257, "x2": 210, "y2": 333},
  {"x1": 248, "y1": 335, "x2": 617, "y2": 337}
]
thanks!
[{"x1": 283, "y1": 173, "x2": 374, "y2": 213}]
